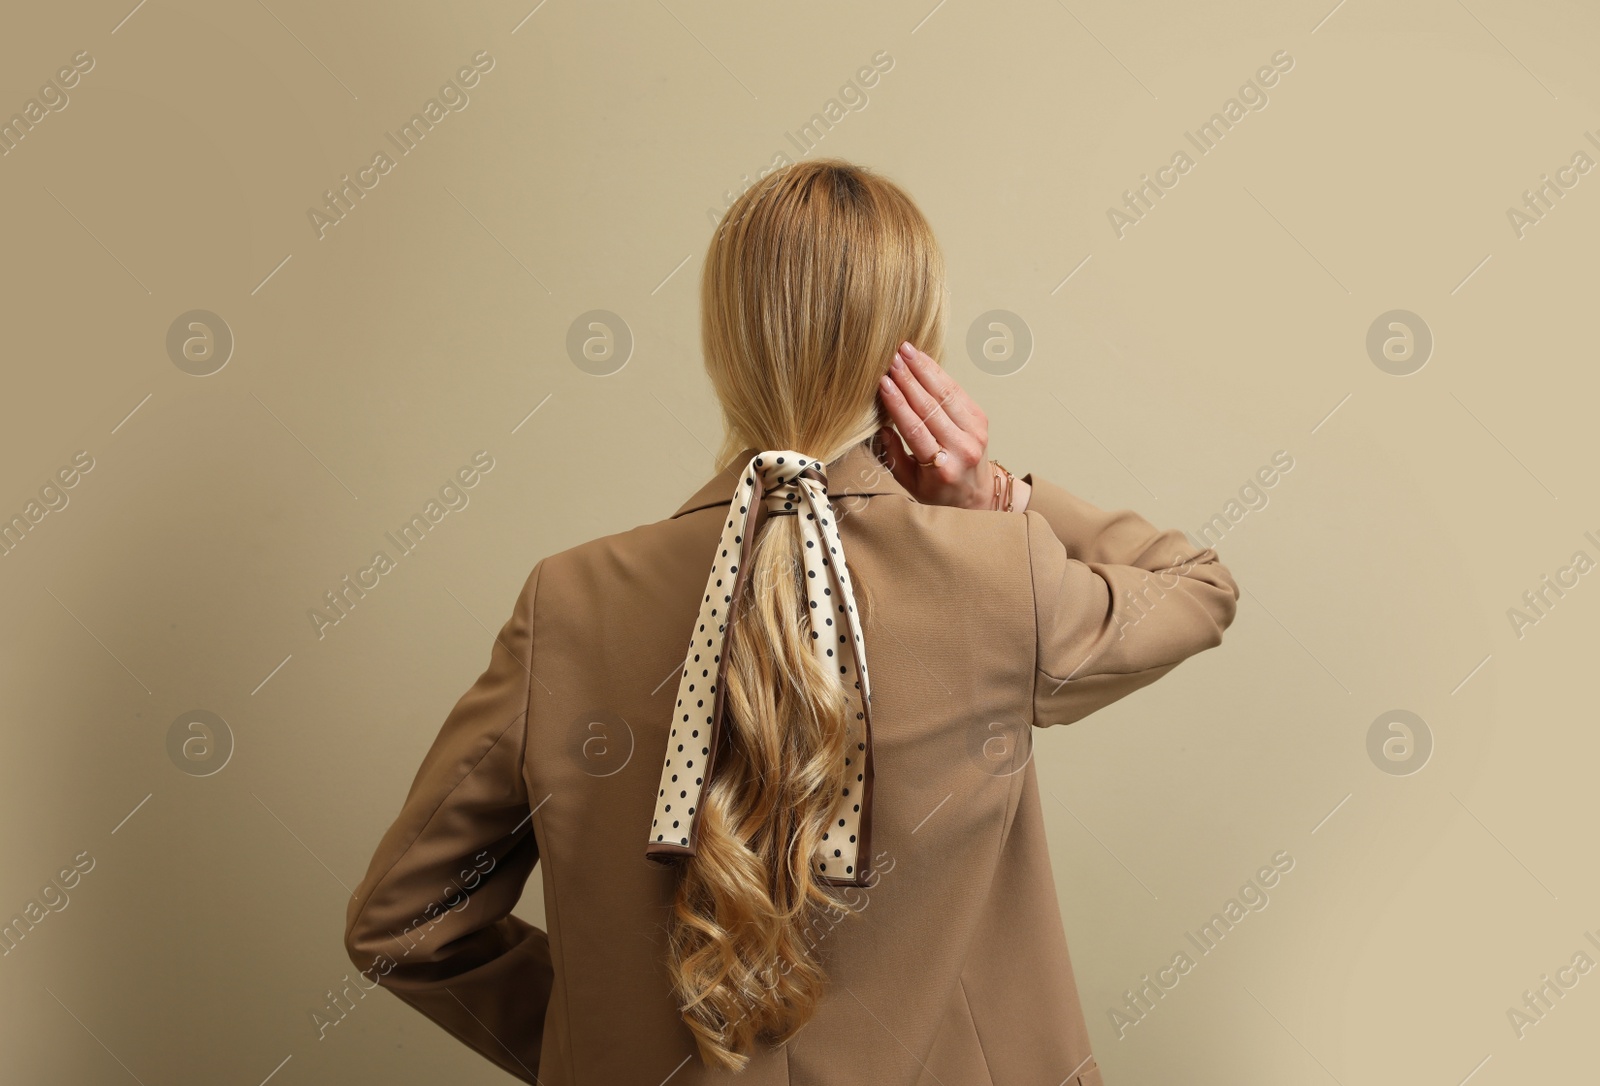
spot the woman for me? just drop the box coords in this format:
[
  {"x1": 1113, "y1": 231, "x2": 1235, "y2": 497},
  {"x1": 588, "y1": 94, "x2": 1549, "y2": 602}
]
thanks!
[{"x1": 344, "y1": 159, "x2": 1239, "y2": 1084}]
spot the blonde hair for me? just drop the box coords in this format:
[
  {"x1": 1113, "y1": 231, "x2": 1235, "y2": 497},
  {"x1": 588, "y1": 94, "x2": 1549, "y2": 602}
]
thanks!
[{"x1": 667, "y1": 158, "x2": 948, "y2": 1070}]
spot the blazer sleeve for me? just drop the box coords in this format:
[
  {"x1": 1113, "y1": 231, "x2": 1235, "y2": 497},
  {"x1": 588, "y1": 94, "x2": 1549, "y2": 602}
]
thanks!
[
  {"x1": 343, "y1": 559, "x2": 552, "y2": 1085},
  {"x1": 1021, "y1": 473, "x2": 1239, "y2": 728}
]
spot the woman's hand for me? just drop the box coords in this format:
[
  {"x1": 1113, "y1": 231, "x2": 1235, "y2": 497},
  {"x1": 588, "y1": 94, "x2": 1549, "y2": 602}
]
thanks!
[{"x1": 876, "y1": 340, "x2": 1027, "y2": 512}]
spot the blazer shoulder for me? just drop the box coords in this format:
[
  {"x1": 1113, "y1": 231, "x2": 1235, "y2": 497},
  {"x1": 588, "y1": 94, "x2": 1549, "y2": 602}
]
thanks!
[
  {"x1": 894, "y1": 495, "x2": 1035, "y2": 549},
  {"x1": 539, "y1": 509, "x2": 705, "y2": 566},
  {"x1": 873, "y1": 499, "x2": 1037, "y2": 603},
  {"x1": 524, "y1": 510, "x2": 715, "y2": 602}
]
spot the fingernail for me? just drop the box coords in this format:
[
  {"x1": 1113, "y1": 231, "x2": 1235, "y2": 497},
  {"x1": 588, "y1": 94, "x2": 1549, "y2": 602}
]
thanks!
[
  {"x1": 879, "y1": 374, "x2": 895, "y2": 390},
  {"x1": 889, "y1": 355, "x2": 905, "y2": 373},
  {"x1": 899, "y1": 341, "x2": 915, "y2": 358}
]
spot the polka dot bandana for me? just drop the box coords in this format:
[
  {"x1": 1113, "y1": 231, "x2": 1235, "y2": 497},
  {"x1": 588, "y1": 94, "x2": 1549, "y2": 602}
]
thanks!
[{"x1": 645, "y1": 450, "x2": 875, "y2": 887}]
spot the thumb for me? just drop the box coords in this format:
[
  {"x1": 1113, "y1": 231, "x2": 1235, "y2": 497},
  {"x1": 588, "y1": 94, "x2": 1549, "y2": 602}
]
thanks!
[{"x1": 876, "y1": 425, "x2": 917, "y2": 493}]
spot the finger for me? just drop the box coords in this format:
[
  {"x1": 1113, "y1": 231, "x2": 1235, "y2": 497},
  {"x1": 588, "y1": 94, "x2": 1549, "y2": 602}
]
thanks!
[
  {"x1": 888, "y1": 351, "x2": 978, "y2": 464},
  {"x1": 875, "y1": 423, "x2": 917, "y2": 493},
  {"x1": 899, "y1": 343, "x2": 986, "y2": 442},
  {"x1": 879, "y1": 369, "x2": 941, "y2": 465}
]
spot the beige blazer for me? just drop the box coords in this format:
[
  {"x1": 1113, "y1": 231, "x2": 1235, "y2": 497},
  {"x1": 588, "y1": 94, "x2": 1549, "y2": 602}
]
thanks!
[{"x1": 344, "y1": 439, "x2": 1239, "y2": 1085}]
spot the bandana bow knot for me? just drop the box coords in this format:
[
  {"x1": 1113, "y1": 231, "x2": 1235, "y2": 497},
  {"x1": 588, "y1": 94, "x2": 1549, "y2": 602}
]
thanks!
[{"x1": 645, "y1": 450, "x2": 876, "y2": 887}]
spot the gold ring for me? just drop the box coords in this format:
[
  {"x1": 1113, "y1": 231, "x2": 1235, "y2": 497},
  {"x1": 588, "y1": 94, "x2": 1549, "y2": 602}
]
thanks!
[{"x1": 916, "y1": 448, "x2": 947, "y2": 468}]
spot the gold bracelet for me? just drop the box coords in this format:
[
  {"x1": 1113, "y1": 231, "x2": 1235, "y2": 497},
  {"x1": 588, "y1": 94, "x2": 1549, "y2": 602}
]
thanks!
[{"x1": 991, "y1": 460, "x2": 1017, "y2": 512}]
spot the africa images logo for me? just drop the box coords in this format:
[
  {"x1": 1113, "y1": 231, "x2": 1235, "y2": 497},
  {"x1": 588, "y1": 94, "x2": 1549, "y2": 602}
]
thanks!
[
  {"x1": 1106, "y1": 50, "x2": 1295, "y2": 239},
  {"x1": 306, "y1": 51, "x2": 496, "y2": 240}
]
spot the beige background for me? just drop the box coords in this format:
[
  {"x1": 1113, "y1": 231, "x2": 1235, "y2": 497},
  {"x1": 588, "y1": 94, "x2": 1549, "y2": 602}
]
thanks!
[{"x1": 1, "y1": 0, "x2": 1596, "y2": 1082}]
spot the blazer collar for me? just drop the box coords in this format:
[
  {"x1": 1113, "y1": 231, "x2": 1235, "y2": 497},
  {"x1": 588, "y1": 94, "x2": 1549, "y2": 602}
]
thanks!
[{"x1": 671, "y1": 440, "x2": 912, "y2": 519}]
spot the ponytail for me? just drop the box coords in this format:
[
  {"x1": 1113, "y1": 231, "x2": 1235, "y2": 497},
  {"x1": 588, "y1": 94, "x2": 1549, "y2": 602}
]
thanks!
[
  {"x1": 675, "y1": 154, "x2": 943, "y2": 1068},
  {"x1": 665, "y1": 511, "x2": 871, "y2": 1069}
]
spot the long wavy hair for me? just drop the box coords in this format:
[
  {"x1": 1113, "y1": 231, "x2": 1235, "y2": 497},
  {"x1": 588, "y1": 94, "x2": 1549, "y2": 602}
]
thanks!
[{"x1": 667, "y1": 158, "x2": 948, "y2": 1070}]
